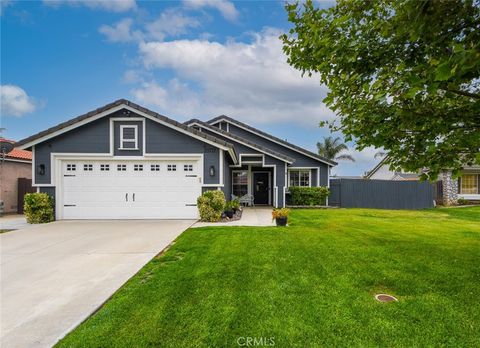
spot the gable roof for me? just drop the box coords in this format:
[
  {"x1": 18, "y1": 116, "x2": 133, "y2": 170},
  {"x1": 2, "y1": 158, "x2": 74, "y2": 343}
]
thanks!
[
  {"x1": 15, "y1": 99, "x2": 238, "y2": 163},
  {"x1": 185, "y1": 119, "x2": 295, "y2": 164},
  {"x1": 207, "y1": 115, "x2": 337, "y2": 166},
  {"x1": 0, "y1": 138, "x2": 32, "y2": 161},
  {"x1": 365, "y1": 156, "x2": 389, "y2": 178}
]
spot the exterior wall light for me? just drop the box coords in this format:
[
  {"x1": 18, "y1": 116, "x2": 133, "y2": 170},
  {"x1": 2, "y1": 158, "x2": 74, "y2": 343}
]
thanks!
[
  {"x1": 38, "y1": 164, "x2": 46, "y2": 175},
  {"x1": 209, "y1": 165, "x2": 215, "y2": 177}
]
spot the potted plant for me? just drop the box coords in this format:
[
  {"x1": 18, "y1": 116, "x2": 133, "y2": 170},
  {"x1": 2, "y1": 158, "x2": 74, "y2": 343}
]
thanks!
[
  {"x1": 224, "y1": 201, "x2": 235, "y2": 219},
  {"x1": 230, "y1": 199, "x2": 240, "y2": 214},
  {"x1": 272, "y1": 208, "x2": 290, "y2": 226}
]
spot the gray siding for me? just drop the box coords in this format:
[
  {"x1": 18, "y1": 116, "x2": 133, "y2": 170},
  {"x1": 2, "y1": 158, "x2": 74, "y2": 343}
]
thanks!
[
  {"x1": 40, "y1": 186, "x2": 55, "y2": 198},
  {"x1": 34, "y1": 117, "x2": 110, "y2": 184},
  {"x1": 222, "y1": 152, "x2": 232, "y2": 200},
  {"x1": 227, "y1": 124, "x2": 329, "y2": 186},
  {"x1": 329, "y1": 179, "x2": 434, "y2": 209},
  {"x1": 34, "y1": 109, "x2": 221, "y2": 186}
]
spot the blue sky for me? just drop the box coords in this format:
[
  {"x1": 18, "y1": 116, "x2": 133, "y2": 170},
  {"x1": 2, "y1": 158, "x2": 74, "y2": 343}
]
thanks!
[{"x1": 1, "y1": 0, "x2": 379, "y2": 176}]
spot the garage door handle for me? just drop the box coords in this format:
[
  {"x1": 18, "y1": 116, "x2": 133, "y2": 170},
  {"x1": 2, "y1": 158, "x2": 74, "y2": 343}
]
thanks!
[
  {"x1": 133, "y1": 193, "x2": 135, "y2": 202},
  {"x1": 125, "y1": 193, "x2": 128, "y2": 202}
]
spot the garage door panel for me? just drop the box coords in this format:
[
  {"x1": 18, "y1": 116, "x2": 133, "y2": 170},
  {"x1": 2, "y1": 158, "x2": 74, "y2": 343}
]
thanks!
[{"x1": 61, "y1": 160, "x2": 202, "y2": 219}]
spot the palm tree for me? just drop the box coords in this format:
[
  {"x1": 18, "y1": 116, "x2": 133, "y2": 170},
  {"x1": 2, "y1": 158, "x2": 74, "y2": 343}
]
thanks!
[{"x1": 317, "y1": 136, "x2": 355, "y2": 162}]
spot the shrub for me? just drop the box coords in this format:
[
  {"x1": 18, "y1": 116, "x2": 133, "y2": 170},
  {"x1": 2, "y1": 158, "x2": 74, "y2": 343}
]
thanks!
[
  {"x1": 230, "y1": 199, "x2": 240, "y2": 211},
  {"x1": 197, "y1": 190, "x2": 226, "y2": 222},
  {"x1": 457, "y1": 198, "x2": 469, "y2": 205},
  {"x1": 24, "y1": 193, "x2": 54, "y2": 224},
  {"x1": 288, "y1": 186, "x2": 330, "y2": 206}
]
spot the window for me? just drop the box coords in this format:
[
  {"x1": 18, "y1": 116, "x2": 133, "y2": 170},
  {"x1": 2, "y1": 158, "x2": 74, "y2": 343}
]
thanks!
[
  {"x1": 117, "y1": 164, "x2": 127, "y2": 171},
  {"x1": 460, "y1": 174, "x2": 479, "y2": 194},
  {"x1": 151, "y1": 164, "x2": 160, "y2": 171},
  {"x1": 184, "y1": 164, "x2": 193, "y2": 171},
  {"x1": 134, "y1": 164, "x2": 143, "y2": 171},
  {"x1": 232, "y1": 171, "x2": 248, "y2": 196},
  {"x1": 167, "y1": 164, "x2": 177, "y2": 172},
  {"x1": 66, "y1": 164, "x2": 76, "y2": 171},
  {"x1": 100, "y1": 164, "x2": 110, "y2": 171},
  {"x1": 119, "y1": 125, "x2": 138, "y2": 150},
  {"x1": 289, "y1": 170, "x2": 310, "y2": 187},
  {"x1": 83, "y1": 164, "x2": 93, "y2": 171}
]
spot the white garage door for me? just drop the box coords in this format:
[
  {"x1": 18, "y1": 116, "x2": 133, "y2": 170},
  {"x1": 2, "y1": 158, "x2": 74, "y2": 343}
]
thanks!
[{"x1": 60, "y1": 159, "x2": 201, "y2": 219}]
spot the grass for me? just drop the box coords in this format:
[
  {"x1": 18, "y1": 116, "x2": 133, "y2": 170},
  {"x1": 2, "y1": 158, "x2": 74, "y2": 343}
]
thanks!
[
  {"x1": 57, "y1": 207, "x2": 480, "y2": 347},
  {"x1": 0, "y1": 229, "x2": 15, "y2": 234}
]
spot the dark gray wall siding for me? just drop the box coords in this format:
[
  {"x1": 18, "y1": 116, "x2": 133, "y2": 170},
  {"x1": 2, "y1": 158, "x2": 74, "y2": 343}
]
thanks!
[
  {"x1": 34, "y1": 110, "x2": 221, "y2": 185},
  {"x1": 34, "y1": 117, "x2": 111, "y2": 184},
  {"x1": 40, "y1": 187, "x2": 55, "y2": 198},
  {"x1": 227, "y1": 124, "x2": 330, "y2": 185},
  {"x1": 113, "y1": 120, "x2": 143, "y2": 156},
  {"x1": 200, "y1": 128, "x2": 263, "y2": 157},
  {"x1": 311, "y1": 168, "x2": 318, "y2": 186},
  {"x1": 329, "y1": 179, "x2": 434, "y2": 209}
]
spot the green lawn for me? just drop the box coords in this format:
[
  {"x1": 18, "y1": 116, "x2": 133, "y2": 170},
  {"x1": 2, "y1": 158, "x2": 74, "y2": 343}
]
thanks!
[{"x1": 58, "y1": 207, "x2": 480, "y2": 347}]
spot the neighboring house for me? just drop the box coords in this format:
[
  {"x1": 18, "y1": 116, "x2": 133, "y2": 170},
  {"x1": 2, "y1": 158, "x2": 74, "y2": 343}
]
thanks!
[
  {"x1": 365, "y1": 157, "x2": 419, "y2": 180},
  {"x1": 16, "y1": 99, "x2": 336, "y2": 220},
  {"x1": 0, "y1": 139, "x2": 32, "y2": 213},
  {"x1": 366, "y1": 155, "x2": 480, "y2": 204}
]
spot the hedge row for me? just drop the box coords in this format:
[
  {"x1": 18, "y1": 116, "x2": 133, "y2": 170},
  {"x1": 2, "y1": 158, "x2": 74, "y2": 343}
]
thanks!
[{"x1": 288, "y1": 186, "x2": 330, "y2": 206}]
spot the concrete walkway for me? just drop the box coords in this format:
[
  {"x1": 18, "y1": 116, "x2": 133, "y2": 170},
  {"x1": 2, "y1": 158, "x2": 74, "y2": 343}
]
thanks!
[
  {"x1": 1, "y1": 219, "x2": 194, "y2": 348},
  {"x1": 192, "y1": 207, "x2": 275, "y2": 228},
  {"x1": 1, "y1": 215, "x2": 30, "y2": 231}
]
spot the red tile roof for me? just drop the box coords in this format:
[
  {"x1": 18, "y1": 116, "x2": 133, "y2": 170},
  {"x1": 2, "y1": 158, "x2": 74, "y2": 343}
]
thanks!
[{"x1": 1, "y1": 138, "x2": 32, "y2": 161}]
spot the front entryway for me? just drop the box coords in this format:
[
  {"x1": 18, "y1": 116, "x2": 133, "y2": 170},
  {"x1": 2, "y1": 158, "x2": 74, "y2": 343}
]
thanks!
[{"x1": 253, "y1": 172, "x2": 270, "y2": 205}]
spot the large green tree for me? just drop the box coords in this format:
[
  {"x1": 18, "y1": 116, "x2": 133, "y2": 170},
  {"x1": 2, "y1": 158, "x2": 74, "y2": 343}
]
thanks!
[{"x1": 282, "y1": 0, "x2": 480, "y2": 179}]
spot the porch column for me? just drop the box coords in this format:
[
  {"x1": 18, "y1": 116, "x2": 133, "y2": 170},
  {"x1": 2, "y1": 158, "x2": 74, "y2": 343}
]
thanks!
[{"x1": 441, "y1": 170, "x2": 458, "y2": 206}]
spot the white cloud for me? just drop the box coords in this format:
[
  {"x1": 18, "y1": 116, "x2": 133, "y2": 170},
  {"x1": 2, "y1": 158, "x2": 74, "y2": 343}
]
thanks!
[
  {"x1": 0, "y1": 84, "x2": 37, "y2": 117},
  {"x1": 99, "y1": 18, "x2": 143, "y2": 43},
  {"x1": 183, "y1": 0, "x2": 239, "y2": 21},
  {"x1": 0, "y1": 0, "x2": 13, "y2": 15},
  {"x1": 332, "y1": 146, "x2": 382, "y2": 177},
  {"x1": 99, "y1": 9, "x2": 200, "y2": 43},
  {"x1": 134, "y1": 28, "x2": 335, "y2": 125},
  {"x1": 145, "y1": 8, "x2": 200, "y2": 41},
  {"x1": 43, "y1": 0, "x2": 136, "y2": 12}
]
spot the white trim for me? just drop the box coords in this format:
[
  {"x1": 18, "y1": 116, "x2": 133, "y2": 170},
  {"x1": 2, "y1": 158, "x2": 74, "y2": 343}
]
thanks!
[
  {"x1": 3, "y1": 158, "x2": 31, "y2": 164},
  {"x1": 203, "y1": 184, "x2": 225, "y2": 187},
  {"x1": 458, "y1": 194, "x2": 480, "y2": 200},
  {"x1": 119, "y1": 125, "x2": 138, "y2": 150},
  {"x1": 232, "y1": 169, "x2": 249, "y2": 197},
  {"x1": 18, "y1": 103, "x2": 237, "y2": 164},
  {"x1": 209, "y1": 117, "x2": 335, "y2": 166},
  {"x1": 219, "y1": 149, "x2": 224, "y2": 186},
  {"x1": 189, "y1": 121, "x2": 292, "y2": 164}
]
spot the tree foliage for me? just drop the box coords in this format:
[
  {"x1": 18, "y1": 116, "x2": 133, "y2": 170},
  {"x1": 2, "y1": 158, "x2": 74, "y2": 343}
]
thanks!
[
  {"x1": 282, "y1": 0, "x2": 480, "y2": 179},
  {"x1": 317, "y1": 136, "x2": 355, "y2": 161}
]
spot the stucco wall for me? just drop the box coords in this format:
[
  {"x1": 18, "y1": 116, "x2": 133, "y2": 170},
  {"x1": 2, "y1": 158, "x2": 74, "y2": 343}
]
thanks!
[{"x1": 0, "y1": 161, "x2": 32, "y2": 213}]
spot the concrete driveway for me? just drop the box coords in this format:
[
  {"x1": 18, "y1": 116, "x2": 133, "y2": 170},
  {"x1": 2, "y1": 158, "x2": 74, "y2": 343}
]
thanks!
[{"x1": 1, "y1": 220, "x2": 194, "y2": 348}]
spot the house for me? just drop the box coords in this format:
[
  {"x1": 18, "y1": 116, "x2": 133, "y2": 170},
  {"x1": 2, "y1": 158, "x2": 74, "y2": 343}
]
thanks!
[
  {"x1": 0, "y1": 139, "x2": 33, "y2": 214},
  {"x1": 366, "y1": 155, "x2": 480, "y2": 204},
  {"x1": 365, "y1": 156, "x2": 419, "y2": 180},
  {"x1": 15, "y1": 99, "x2": 336, "y2": 220}
]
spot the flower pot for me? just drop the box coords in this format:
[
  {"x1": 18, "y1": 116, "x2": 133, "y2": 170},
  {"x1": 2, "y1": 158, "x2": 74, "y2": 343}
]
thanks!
[
  {"x1": 275, "y1": 217, "x2": 288, "y2": 226},
  {"x1": 225, "y1": 210, "x2": 234, "y2": 219}
]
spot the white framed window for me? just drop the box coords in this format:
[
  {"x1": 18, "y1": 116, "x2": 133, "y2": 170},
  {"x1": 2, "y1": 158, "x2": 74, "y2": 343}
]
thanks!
[
  {"x1": 232, "y1": 170, "x2": 248, "y2": 196},
  {"x1": 83, "y1": 164, "x2": 93, "y2": 171},
  {"x1": 288, "y1": 170, "x2": 310, "y2": 187},
  {"x1": 167, "y1": 164, "x2": 177, "y2": 172},
  {"x1": 151, "y1": 164, "x2": 160, "y2": 171},
  {"x1": 184, "y1": 164, "x2": 193, "y2": 171},
  {"x1": 460, "y1": 174, "x2": 479, "y2": 194},
  {"x1": 100, "y1": 164, "x2": 110, "y2": 171},
  {"x1": 117, "y1": 164, "x2": 127, "y2": 171},
  {"x1": 119, "y1": 125, "x2": 138, "y2": 150},
  {"x1": 66, "y1": 164, "x2": 76, "y2": 171},
  {"x1": 134, "y1": 164, "x2": 143, "y2": 171}
]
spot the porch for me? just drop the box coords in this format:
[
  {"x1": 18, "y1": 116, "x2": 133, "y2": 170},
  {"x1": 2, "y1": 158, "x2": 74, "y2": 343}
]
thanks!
[
  {"x1": 230, "y1": 166, "x2": 275, "y2": 206},
  {"x1": 192, "y1": 207, "x2": 275, "y2": 228}
]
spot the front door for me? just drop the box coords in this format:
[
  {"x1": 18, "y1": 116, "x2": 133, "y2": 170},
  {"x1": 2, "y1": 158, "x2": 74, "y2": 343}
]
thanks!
[{"x1": 253, "y1": 172, "x2": 269, "y2": 205}]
